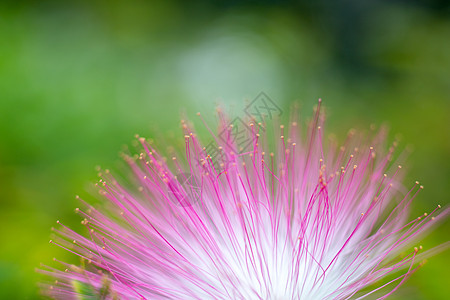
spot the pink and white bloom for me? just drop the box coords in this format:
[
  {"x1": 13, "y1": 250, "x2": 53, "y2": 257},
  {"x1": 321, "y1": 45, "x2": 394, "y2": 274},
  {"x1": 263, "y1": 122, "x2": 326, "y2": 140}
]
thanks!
[{"x1": 40, "y1": 101, "x2": 448, "y2": 299}]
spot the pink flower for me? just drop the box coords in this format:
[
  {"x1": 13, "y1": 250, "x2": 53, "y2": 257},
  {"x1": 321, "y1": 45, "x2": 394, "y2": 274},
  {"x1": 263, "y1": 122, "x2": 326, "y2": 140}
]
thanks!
[{"x1": 40, "y1": 100, "x2": 448, "y2": 299}]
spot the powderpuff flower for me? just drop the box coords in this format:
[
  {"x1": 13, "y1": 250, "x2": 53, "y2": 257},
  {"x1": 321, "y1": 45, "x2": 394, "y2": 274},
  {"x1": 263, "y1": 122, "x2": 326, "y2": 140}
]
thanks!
[{"x1": 40, "y1": 101, "x2": 448, "y2": 299}]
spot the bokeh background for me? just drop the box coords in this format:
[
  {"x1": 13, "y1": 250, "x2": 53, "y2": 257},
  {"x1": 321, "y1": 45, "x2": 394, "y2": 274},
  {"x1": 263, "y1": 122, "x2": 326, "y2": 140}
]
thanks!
[{"x1": 1, "y1": 0, "x2": 449, "y2": 299}]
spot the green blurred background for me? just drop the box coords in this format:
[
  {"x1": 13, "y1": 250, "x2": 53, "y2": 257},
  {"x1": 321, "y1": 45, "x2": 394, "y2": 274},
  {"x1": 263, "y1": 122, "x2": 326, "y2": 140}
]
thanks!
[{"x1": 0, "y1": 0, "x2": 449, "y2": 299}]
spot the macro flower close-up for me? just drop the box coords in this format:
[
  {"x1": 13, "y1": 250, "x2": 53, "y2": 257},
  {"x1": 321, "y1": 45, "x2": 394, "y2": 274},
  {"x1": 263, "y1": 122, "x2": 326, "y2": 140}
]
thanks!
[
  {"x1": 1, "y1": 1, "x2": 449, "y2": 299},
  {"x1": 39, "y1": 102, "x2": 448, "y2": 299}
]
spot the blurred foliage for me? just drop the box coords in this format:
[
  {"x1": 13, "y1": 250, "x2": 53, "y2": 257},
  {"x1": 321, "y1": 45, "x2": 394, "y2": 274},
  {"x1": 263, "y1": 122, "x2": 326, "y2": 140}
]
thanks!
[{"x1": 0, "y1": 0, "x2": 449, "y2": 299}]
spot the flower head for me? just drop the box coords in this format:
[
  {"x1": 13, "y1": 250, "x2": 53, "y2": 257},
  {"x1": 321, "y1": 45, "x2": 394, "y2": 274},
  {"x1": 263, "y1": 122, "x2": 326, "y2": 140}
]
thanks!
[{"x1": 40, "y1": 101, "x2": 448, "y2": 299}]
